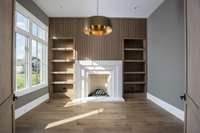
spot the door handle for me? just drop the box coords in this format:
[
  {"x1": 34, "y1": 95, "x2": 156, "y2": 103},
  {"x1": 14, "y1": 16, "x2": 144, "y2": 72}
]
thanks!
[
  {"x1": 180, "y1": 94, "x2": 186, "y2": 101},
  {"x1": 13, "y1": 94, "x2": 18, "y2": 101}
]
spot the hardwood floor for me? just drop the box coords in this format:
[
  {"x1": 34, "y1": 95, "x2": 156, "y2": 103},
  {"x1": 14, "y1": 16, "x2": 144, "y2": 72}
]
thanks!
[{"x1": 16, "y1": 94, "x2": 183, "y2": 133}]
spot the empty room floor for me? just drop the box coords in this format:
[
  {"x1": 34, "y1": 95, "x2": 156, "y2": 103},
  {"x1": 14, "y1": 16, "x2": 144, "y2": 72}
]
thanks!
[{"x1": 16, "y1": 95, "x2": 183, "y2": 133}]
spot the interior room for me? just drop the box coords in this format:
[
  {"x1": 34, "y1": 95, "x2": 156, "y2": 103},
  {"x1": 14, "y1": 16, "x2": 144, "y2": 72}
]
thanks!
[{"x1": 0, "y1": 0, "x2": 200, "y2": 133}]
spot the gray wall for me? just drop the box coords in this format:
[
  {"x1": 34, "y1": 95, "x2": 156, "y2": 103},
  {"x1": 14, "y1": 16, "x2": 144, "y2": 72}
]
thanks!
[
  {"x1": 15, "y1": 87, "x2": 48, "y2": 109},
  {"x1": 147, "y1": 0, "x2": 185, "y2": 110},
  {"x1": 16, "y1": 0, "x2": 49, "y2": 25},
  {"x1": 15, "y1": 0, "x2": 49, "y2": 109}
]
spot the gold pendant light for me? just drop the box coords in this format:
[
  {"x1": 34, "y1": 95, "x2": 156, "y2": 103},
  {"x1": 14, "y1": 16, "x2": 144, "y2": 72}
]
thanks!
[{"x1": 83, "y1": 0, "x2": 112, "y2": 36}]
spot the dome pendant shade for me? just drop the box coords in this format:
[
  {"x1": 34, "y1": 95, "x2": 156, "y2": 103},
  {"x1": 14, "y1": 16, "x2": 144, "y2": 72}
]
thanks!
[{"x1": 83, "y1": 16, "x2": 112, "y2": 36}]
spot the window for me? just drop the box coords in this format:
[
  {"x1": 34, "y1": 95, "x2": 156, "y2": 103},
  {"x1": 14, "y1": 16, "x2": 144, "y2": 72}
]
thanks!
[
  {"x1": 32, "y1": 40, "x2": 41, "y2": 86},
  {"x1": 38, "y1": 26, "x2": 46, "y2": 40},
  {"x1": 32, "y1": 23, "x2": 37, "y2": 36},
  {"x1": 32, "y1": 22, "x2": 46, "y2": 40},
  {"x1": 16, "y1": 12, "x2": 29, "y2": 32},
  {"x1": 15, "y1": 2, "x2": 48, "y2": 96},
  {"x1": 16, "y1": 33, "x2": 27, "y2": 90}
]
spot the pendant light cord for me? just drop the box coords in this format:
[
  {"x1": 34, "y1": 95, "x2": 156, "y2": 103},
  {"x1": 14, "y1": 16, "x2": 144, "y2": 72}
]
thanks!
[{"x1": 97, "y1": 0, "x2": 99, "y2": 16}]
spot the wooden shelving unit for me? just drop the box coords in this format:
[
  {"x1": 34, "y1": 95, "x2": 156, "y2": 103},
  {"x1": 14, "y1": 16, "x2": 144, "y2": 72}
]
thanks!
[
  {"x1": 123, "y1": 39, "x2": 147, "y2": 95},
  {"x1": 51, "y1": 37, "x2": 75, "y2": 99}
]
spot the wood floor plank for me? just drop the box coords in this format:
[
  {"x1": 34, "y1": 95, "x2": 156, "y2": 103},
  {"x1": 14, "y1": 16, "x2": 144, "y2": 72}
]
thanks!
[{"x1": 16, "y1": 95, "x2": 183, "y2": 133}]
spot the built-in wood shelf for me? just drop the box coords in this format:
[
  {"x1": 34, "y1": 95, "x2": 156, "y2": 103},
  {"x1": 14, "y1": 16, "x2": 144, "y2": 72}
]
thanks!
[
  {"x1": 52, "y1": 81, "x2": 74, "y2": 85},
  {"x1": 52, "y1": 36, "x2": 74, "y2": 40},
  {"x1": 124, "y1": 60, "x2": 145, "y2": 63},
  {"x1": 51, "y1": 71, "x2": 74, "y2": 74},
  {"x1": 51, "y1": 59, "x2": 75, "y2": 63},
  {"x1": 124, "y1": 72, "x2": 145, "y2": 74},
  {"x1": 51, "y1": 48, "x2": 74, "y2": 51},
  {"x1": 124, "y1": 82, "x2": 146, "y2": 85},
  {"x1": 124, "y1": 48, "x2": 144, "y2": 51},
  {"x1": 123, "y1": 38, "x2": 146, "y2": 94}
]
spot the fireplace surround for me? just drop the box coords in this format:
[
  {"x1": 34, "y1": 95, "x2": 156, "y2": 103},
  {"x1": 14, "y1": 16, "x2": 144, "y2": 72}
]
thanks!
[{"x1": 75, "y1": 60, "x2": 124, "y2": 102}]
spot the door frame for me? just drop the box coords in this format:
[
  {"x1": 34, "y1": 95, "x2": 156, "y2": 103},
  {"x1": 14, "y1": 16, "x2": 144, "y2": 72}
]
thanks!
[
  {"x1": 184, "y1": 0, "x2": 188, "y2": 132},
  {"x1": 184, "y1": 0, "x2": 200, "y2": 132},
  {"x1": 12, "y1": 0, "x2": 15, "y2": 132}
]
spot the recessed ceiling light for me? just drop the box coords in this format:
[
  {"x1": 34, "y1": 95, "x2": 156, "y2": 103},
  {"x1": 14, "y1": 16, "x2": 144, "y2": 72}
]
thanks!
[
  {"x1": 59, "y1": 5, "x2": 63, "y2": 9},
  {"x1": 130, "y1": 4, "x2": 139, "y2": 12},
  {"x1": 133, "y1": 6, "x2": 138, "y2": 10}
]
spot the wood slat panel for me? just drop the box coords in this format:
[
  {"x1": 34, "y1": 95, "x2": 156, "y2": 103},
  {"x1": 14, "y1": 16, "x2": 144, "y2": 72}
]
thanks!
[
  {"x1": 0, "y1": 97, "x2": 13, "y2": 133},
  {"x1": 49, "y1": 18, "x2": 146, "y2": 60},
  {"x1": 120, "y1": 19, "x2": 146, "y2": 39},
  {"x1": 49, "y1": 18, "x2": 147, "y2": 97},
  {"x1": 0, "y1": 0, "x2": 13, "y2": 104}
]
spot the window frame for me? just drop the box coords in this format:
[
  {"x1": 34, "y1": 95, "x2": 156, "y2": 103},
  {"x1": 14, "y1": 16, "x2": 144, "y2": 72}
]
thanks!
[{"x1": 15, "y1": 2, "x2": 48, "y2": 97}]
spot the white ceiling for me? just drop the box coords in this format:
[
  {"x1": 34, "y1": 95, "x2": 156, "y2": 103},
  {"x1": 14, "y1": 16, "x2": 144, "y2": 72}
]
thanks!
[{"x1": 33, "y1": 0, "x2": 164, "y2": 18}]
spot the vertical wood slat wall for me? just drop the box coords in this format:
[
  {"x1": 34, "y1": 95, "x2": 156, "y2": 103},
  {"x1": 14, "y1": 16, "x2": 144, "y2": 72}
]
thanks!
[{"x1": 49, "y1": 18, "x2": 147, "y2": 98}]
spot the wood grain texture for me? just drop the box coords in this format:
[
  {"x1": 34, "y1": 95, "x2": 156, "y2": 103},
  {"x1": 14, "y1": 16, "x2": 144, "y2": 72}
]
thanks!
[
  {"x1": 0, "y1": 97, "x2": 13, "y2": 133},
  {"x1": 0, "y1": 0, "x2": 14, "y2": 132},
  {"x1": 49, "y1": 18, "x2": 146, "y2": 60},
  {"x1": 186, "y1": 0, "x2": 200, "y2": 132},
  {"x1": 48, "y1": 18, "x2": 147, "y2": 97},
  {"x1": 16, "y1": 94, "x2": 183, "y2": 133},
  {"x1": 123, "y1": 39, "x2": 147, "y2": 94},
  {"x1": 120, "y1": 19, "x2": 146, "y2": 39},
  {"x1": 186, "y1": 0, "x2": 200, "y2": 109},
  {"x1": 0, "y1": 0, "x2": 13, "y2": 105},
  {"x1": 50, "y1": 38, "x2": 75, "y2": 98}
]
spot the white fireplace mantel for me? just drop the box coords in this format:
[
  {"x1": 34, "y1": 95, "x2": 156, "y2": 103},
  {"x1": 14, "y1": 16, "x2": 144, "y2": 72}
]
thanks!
[{"x1": 75, "y1": 60, "x2": 124, "y2": 102}]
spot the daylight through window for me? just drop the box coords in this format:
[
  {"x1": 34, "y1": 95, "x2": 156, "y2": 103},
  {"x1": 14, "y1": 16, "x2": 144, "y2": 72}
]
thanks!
[{"x1": 15, "y1": 3, "x2": 48, "y2": 95}]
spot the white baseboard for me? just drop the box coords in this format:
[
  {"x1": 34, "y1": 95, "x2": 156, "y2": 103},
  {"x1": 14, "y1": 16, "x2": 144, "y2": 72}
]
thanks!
[
  {"x1": 15, "y1": 93, "x2": 49, "y2": 119},
  {"x1": 72, "y1": 97, "x2": 125, "y2": 103},
  {"x1": 147, "y1": 93, "x2": 184, "y2": 121}
]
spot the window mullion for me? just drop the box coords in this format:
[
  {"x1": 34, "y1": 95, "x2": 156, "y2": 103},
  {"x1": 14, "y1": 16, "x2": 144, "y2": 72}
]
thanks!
[
  {"x1": 40, "y1": 43, "x2": 44, "y2": 83},
  {"x1": 29, "y1": 21, "x2": 32, "y2": 88},
  {"x1": 46, "y1": 46, "x2": 48, "y2": 84},
  {"x1": 25, "y1": 38, "x2": 29, "y2": 89},
  {"x1": 43, "y1": 45, "x2": 47, "y2": 83}
]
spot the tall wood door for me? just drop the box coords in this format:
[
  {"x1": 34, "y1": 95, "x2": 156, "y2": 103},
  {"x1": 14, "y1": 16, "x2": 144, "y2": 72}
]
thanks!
[
  {"x1": 186, "y1": 0, "x2": 200, "y2": 133},
  {"x1": 0, "y1": 0, "x2": 14, "y2": 133}
]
